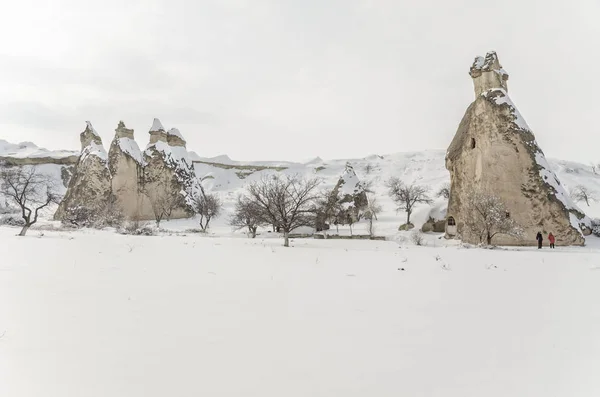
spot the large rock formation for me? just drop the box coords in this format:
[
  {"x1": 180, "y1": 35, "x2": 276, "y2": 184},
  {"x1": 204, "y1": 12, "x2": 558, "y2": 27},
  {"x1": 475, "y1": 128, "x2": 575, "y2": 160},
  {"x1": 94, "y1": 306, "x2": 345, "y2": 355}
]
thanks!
[
  {"x1": 333, "y1": 162, "x2": 368, "y2": 222},
  {"x1": 445, "y1": 51, "x2": 592, "y2": 246},
  {"x1": 55, "y1": 119, "x2": 200, "y2": 223},
  {"x1": 54, "y1": 122, "x2": 111, "y2": 220},
  {"x1": 108, "y1": 121, "x2": 145, "y2": 219},
  {"x1": 141, "y1": 120, "x2": 199, "y2": 219}
]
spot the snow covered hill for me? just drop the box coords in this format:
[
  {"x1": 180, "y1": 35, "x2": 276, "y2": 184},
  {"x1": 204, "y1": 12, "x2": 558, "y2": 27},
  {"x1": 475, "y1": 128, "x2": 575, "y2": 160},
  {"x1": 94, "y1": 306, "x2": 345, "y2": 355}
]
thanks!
[
  {"x1": 1, "y1": 139, "x2": 600, "y2": 235},
  {"x1": 193, "y1": 150, "x2": 600, "y2": 235}
]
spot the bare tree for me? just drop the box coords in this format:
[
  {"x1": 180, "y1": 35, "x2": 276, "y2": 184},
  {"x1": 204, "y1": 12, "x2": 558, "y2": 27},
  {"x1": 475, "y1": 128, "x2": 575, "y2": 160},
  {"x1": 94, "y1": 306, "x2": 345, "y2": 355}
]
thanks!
[
  {"x1": 591, "y1": 163, "x2": 597, "y2": 175},
  {"x1": 229, "y1": 195, "x2": 266, "y2": 238},
  {"x1": 436, "y1": 183, "x2": 450, "y2": 200},
  {"x1": 190, "y1": 188, "x2": 222, "y2": 232},
  {"x1": 365, "y1": 193, "x2": 383, "y2": 237},
  {"x1": 144, "y1": 184, "x2": 183, "y2": 228},
  {"x1": 571, "y1": 185, "x2": 597, "y2": 207},
  {"x1": 245, "y1": 174, "x2": 321, "y2": 247},
  {"x1": 463, "y1": 192, "x2": 524, "y2": 245},
  {"x1": 0, "y1": 166, "x2": 61, "y2": 236},
  {"x1": 386, "y1": 177, "x2": 432, "y2": 225}
]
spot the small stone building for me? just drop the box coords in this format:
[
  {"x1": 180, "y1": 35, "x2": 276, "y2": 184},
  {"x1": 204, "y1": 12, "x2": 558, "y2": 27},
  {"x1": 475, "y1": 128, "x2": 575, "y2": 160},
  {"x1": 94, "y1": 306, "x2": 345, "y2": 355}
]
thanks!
[{"x1": 445, "y1": 51, "x2": 591, "y2": 246}]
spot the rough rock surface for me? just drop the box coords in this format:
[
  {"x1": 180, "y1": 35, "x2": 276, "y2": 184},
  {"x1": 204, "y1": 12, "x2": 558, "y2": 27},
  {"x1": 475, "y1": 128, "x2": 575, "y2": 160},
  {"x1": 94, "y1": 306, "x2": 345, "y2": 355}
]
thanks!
[
  {"x1": 108, "y1": 121, "x2": 144, "y2": 219},
  {"x1": 56, "y1": 119, "x2": 200, "y2": 222},
  {"x1": 54, "y1": 122, "x2": 111, "y2": 220},
  {"x1": 445, "y1": 52, "x2": 592, "y2": 246},
  {"x1": 141, "y1": 121, "x2": 199, "y2": 219}
]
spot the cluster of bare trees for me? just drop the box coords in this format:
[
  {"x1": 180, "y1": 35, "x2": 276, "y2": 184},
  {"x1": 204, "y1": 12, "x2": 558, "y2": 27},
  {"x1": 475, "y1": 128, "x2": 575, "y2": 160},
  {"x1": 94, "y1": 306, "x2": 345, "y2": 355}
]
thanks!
[{"x1": 0, "y1": 166, "x2": 61, "y2": 236}]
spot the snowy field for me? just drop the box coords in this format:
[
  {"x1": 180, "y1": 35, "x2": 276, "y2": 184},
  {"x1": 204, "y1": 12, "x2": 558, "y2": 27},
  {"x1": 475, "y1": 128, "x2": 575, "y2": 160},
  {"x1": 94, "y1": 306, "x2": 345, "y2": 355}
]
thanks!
[{"x1": 1, "y1": 227, "x2": 600, "y2": 396}]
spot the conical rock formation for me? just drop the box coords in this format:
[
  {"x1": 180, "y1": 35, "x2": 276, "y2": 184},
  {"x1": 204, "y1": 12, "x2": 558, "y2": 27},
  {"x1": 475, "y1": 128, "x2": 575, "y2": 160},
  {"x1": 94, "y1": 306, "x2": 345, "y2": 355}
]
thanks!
[
  {"x1": 54, "y1": 122, "x2": 111, "y2": 221},
  {"x1": 141, "y1": 120, "x2": 200, "y2": 219},
  {"x1": 445, "y1": 51, "x2": 592, "y2": 246},
  {"x1": 108, "y1": 121, "x2": 144, "y2": 218},
  {"x1": 331, "y1": 162, "x2": 368, "y2": 221}
]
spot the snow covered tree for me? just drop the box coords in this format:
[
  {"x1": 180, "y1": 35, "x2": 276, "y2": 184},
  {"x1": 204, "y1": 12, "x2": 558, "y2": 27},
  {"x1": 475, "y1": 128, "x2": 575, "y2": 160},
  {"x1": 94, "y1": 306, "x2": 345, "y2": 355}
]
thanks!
[
  {"x1": 463, "y1": 192, "x2": 524, "y2": 245},
  {"x1": 386, "y1": 177, "x2": 432, "y2": 225},
  {"x1": 436, "y1": 183, "x2": 450, "y2": 200},
  {"x1": 229, "y1": 195, "x2": 266, "y2": 238},
  {"x1": 364, "y1": 194, "x2": 383, "y2": 237},
  {"x1": 0, "y1": 166, "x2": 61, "y2": 236},
  {"x1": 570, "y1": 185, "x2": 597, "y2": 207},
  {"x1": 190, "y1": 188, "x2": 223, "y2": 232},
  {"x1": 244, "y1": 174, "x2": 320, "y2": 247}
]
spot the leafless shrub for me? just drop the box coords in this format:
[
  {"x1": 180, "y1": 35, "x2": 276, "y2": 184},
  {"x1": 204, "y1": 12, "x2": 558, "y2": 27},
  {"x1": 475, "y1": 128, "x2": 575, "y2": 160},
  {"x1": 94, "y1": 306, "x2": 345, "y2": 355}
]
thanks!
[
  {"x1": 411, "y1": 230, "x2": 425, "y2": 246},
  {"x1": 463, "y1": 192, "x2": 524, "y2": 245}
]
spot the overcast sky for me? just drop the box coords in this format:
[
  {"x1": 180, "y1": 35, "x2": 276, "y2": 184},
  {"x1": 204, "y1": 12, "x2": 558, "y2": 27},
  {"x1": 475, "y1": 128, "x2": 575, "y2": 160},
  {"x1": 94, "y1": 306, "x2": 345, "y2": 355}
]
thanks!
[{"x1": 1, "y1": 0, "x2": 599, "y2": 162}]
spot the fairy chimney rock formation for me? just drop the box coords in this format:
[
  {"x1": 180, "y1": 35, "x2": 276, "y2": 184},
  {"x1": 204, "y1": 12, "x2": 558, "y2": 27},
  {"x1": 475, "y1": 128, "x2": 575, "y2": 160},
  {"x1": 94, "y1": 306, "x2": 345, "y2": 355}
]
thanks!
[
  {"x1": 56, "y1": 118, "x2": 200, "y2": 223},
  {"x1": 141, "y1": 120, "x2": 198, "y2": 219},
  {"x1": 333, "y1": 162, "x2": 368, "y2": 221},
  {"x1": 167, "y1": 128, "x2": 187, "y2": 147},
  {"x1": 445, "y1": 51, "x2": 592, "y2": 246},
  {"x1": 108, "y1": 121, "x2": 144, "y2": 218},
  {"x1": 148, "y1": 118, "x2": 167, "y2": 144},
  {"x1": 54, "y1": 122, "x2": 111, "y2": 220},
  {"x1": 469, "y1": 51, "x2": 509, "y2": 96}
]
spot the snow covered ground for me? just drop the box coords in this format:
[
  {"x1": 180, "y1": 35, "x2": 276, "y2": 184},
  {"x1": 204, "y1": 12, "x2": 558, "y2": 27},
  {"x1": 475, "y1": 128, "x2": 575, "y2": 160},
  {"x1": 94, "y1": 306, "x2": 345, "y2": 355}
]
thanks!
[{"x1": 1, "y1": 227, "x2": 600, "y2": 397}]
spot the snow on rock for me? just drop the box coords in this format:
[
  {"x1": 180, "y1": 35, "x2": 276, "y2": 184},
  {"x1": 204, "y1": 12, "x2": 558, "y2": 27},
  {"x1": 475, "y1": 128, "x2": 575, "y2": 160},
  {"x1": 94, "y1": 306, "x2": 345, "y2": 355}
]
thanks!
[
  {"x1": 117, "y1": 137, "x2": 144, "y2": 165},
  {"x1": 484, "y1": 88, "x2": 530, "y2": 132},
  {"x1": 85, "y1": 121, "x2": 101, "y2": 138},
  {"x1": 470, "y1": 50, "x2": 509, "y2": 96},
  {"x1": 338, "y1": 162, "x2": 362, "y2": 197},
  {"x1": 534, "y1": 151, "x2": 592, "y2": 233},
  {"x1": 80, "y1": 122, "x2": 108, "y2": 162},
  {"x1": 81, "y1": 141, "x2": 108, "y2": 163},
  {"x1": 150, "y1": 118, "x2": 166, "y2": 133},
  {"x1": 167, "y1": 128, "x2": 185, "y2": 141}
]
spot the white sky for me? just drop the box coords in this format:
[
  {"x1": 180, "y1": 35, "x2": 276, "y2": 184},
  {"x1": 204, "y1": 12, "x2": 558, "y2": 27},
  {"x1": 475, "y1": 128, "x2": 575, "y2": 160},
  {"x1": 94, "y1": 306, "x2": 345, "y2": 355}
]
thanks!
[{"x1": 1, "y1": 0, "x2": 599, "y2": 163}]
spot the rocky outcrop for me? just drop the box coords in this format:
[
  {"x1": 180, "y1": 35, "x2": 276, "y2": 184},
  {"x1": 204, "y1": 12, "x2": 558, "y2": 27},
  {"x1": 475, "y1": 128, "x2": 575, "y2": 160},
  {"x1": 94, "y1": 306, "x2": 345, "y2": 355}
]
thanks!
[
  {"x1": 108, "y1": 121, "x2": 145, "y2": 219},
  {"x1": 55, "y1": 119, "x2": 200, "y2": 223},
  {"x1": 140, "y1": 120, "x2": 199, "y2": 219},
  {"x1": 332, "y1": 162, "x2": 368, "y2": 222},
  {"x1": 445, "y1": 51, "x2": 592, "y2": 246},
  {"x1": 54, "y1": 122, "x2": 111, "y2": 220}
]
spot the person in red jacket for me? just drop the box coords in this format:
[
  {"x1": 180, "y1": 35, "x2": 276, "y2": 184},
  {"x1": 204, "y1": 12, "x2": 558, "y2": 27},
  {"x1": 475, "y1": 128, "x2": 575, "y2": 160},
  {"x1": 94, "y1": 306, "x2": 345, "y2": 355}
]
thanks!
[{"x1": 548, "y1": 232, "x2": 556, "y2": 249}]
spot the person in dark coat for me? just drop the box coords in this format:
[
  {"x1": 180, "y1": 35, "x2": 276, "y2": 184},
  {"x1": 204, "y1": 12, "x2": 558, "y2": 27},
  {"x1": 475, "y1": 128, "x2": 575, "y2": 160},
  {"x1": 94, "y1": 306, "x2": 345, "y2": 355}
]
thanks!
[
  {"x1": 536, "y1": 232, "x2": 543, "y2": 249},
  {"x1": 548, "y1": 232, "x2": 556, "y2": 249}
]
